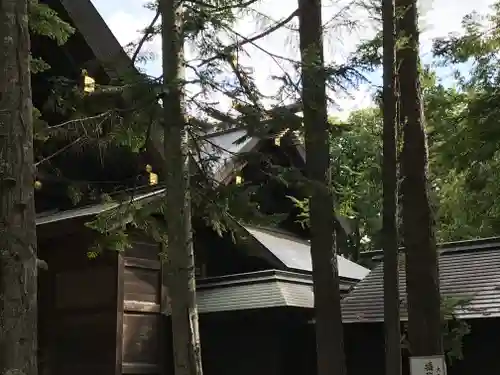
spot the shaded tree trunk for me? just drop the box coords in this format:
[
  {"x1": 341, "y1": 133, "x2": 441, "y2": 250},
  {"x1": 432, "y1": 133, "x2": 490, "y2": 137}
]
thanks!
[
  {"x1": 382, "y1": 0, "x2": 401, "y2": 374},
  {"x1": 352, "y1": 219, "x2": 361, "y2": 262},
  {"x1": 297, "y1": 1, "x2": 347, "y2": 375},
  {"x1": 160, "y1": 1, "x2": 203, "y2": 375},
  {"x1": 397, "y1": 0, "x2": 443, "y2": 357},
  {"x1": 0, "y1": 1, "x2": 38, "y2": 375}
]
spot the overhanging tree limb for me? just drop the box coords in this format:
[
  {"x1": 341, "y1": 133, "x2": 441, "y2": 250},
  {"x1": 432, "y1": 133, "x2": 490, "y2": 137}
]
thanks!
[{"x1": 198, "y1": 9, "x2": 299, "y2": 66}]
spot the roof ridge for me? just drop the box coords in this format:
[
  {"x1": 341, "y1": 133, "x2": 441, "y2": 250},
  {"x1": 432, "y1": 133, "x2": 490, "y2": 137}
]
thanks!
[
  {"x1": 244, "y1": 225, "x2": 310, "y2": 245},
  {"x1": 201, "y1": 127, "x2": 247, "y2": 139},
  {"x1": 247, "y1": 226, "x2": 357, "y2": 260},
  {"x1": 439, "y1": 236, "x2": 500, "y2": 253},
  {"x1": 360, "y1": 236, "x2": 500, "y2": 260}
]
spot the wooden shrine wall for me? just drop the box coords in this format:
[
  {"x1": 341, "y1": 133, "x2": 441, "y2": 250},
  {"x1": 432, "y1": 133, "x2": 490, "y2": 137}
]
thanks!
[
  {"x1": 38, "y1": 230, "x2": 121, "y2": 375},
  {"x1": 121, "y1": 235, "x2": 172, "y2": 375}
]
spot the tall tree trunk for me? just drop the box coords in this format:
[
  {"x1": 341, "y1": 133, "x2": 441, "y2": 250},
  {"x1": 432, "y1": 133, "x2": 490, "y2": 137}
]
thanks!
[
  {"x1": 397, "y1": 0, "x2": 443, "y2": 357},
  {"x1": 297, "y1": 1, "x2": 347, "y2": 375},
  {"x1": 0, "y1": 1, "x2": 38, "y2": 375},
  {"x1": 382, "y1": 0, "x2": 401, "y2": 373},
  {"x1": 160, "y1": 1, "x2": 203, "y2": 375}
]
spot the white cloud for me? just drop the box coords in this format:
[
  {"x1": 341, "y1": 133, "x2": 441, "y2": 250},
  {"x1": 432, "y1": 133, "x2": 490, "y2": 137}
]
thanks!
[
  {"x1": 92, "y1": 0, "x2": 496, "y2": 117},
  {"x1": 106, "y1": 11, "x2": 144, "y2": 46},
  {"x1": 332, "y1": 83, "x2": 375, "y2": 120},
  {"x1": 420, "y1": 0, "x2": 495, "y2": 56},
  {"x1": 95, "y1": 0, "x2": 162, "y2": 75}
]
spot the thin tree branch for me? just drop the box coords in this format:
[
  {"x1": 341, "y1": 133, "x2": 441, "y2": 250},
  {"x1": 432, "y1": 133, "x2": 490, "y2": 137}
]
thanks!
[
  {"x1": 198, "y1": 9, "x2": 299, "y2": 66},
  {"x1": 185, "y1": 0, "x2": 260, "y2": 11},
  {"x1": 35, "y1": 136, "x2": 84, "y2": 167},
  {"x1": 132, "y1": 9, "x2": 161, "y2": 64}
]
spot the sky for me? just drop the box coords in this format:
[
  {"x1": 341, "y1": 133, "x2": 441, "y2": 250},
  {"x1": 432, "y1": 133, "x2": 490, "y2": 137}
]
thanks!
[{"x1": 90, "y1": 0, "x2": 496, "y2": 118}]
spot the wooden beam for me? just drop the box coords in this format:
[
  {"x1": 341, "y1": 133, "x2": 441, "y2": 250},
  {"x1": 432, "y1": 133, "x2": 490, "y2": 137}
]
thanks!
[
  {"x1": 114, "y1": 253, "x2": 125, "y2": 375},
  {"x1": 57, "y1": 0, "x2": 133, "y2": 77},
  {"x1": 159, "y1": 242, "x2": 173, "y2": 375}
]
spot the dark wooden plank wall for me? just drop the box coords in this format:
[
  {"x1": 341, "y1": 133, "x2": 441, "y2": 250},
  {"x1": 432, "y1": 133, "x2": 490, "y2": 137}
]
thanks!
[
  {"x1": 122, "y1": 235, "x2": 169, "y2": 375},
  {"x1": 192, "y1": 223, "x2": 271, "y2": 277},
  {"x1": 199, "y1": 309, "x2": 301, "y2": 375},
  {"x1": 120, "y1": 230, "x2": 309, "y2": 375},
  {"x1": 201, "y1": 321, "x2": 282, "y2": 375},
  {"x1": 38, "y1": 231, "x2": 120, "y2": 375},
  {"x1": 115, "y1": 229, "x2": 213, "y2": 375},
  {"x1": 38, "y1": 225, "x2": 319, "y2": 375}
]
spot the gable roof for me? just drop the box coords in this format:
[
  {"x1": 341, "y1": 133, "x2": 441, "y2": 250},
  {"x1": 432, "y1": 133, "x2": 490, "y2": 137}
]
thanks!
[
  {"x1": 195, "y1": 128, "x2": 262, "y2": 184},
  {"x1": 243, "y1": 226, "x2": 369, "y2": 281},
  {"x1": 36, "y1": 188, "x2": 368, "y2": 281},
  {"x1": 43, "y1": 1, "x2": 353, "y2": 237},
  {"x1": 195, "y1": 127, "x2": 351, "y2": 234},
  {"x1": 341, "y1": 238, "x2": 500, "y2": 323},
  {"x1": 49, "y1": 0, "x2": 132, "y2": 76}
]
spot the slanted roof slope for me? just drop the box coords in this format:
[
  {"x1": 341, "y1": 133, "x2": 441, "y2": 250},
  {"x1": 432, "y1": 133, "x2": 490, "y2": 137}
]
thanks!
[
  {"x1": 244, "y1": 226, "x2": 370, "y2": 281},
  {"x1": 36, "y1": 188, "x2": 165, "y2": 226},
  {"x1": 341, "y1": 239, "x2": 500, "y2": 322},
  {"x1": 52, "y1": 0, "x2": 132, "y2": 75}
]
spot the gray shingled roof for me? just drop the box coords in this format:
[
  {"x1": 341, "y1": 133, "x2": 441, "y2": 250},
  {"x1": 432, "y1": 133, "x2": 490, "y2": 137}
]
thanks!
[
  {"x1": 341, "y1": 240, "x2": 500, "y2": 323},
  {"x1": 244, "y1": 226, "x2": 370, "y2": 281},
  {"x1": 132, "y1": 270, "x2": 352, "y2": 315},
  {"x1": 195, "y1": 270, "x2": 319, "y2": 313},
  {"x1": 196, "y1": 270, "x2": 352, "y2": 313}
]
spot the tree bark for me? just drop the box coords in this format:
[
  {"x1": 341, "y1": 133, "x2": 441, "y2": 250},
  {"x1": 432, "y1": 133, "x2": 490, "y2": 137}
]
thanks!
[
  {"x1": 0, "y1": 1, "x2": 38, "y2": 375},
  {"x1": 382, "y1": 0, "x2": 401, "y2": 374},
  {"x1": 397, "y1": 0, "x2": 443, "y2": 357},
  {"x1": 297, "y1": 1, "x2": 347, "y2": 375},
  {"x1": 160, "y1": 1, "x2": 203, "y2": 375}
]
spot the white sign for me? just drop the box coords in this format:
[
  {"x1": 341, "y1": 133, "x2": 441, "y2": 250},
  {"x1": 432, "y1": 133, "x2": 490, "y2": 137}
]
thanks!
[{"x1": 410, "y1": 355, "x2": 447, "y2": 375}]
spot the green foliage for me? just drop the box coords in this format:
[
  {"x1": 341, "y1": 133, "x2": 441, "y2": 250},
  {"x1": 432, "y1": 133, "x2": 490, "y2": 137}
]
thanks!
[
  {"x1": 400, "y1": 296, "x2": 471, "y2": 362},
  {"x1": 33, "y1": 107, "x2": 49, "y2": 140},
  {"x1": 30, "y1": 56, "x2": 50, "y2": 74},
  {"x1": 330, "y1": 0, "x2": 500, "y2": 245},
  {"x1": 441, "y1": 296, "x2": 472, "y2": 363},
  {"x1": 28, "y1": 0, "x2": 76, "y2": 160},
  {"x1": 85, "y1": 196, "x2": 168, "y2": 255},
  {"x1": 351, "y1": 31, "x2": 382, "y2": 71},
  {"x1": 29, "y1": 0, "x2": 74, "y2": 45},
  {"x1": 325, "y1": 109, "x2": 383, "y2": 251},
  {"x1": 430, "y1": 0, "x2": 500, "y2": 240},
  {"x1": 287, "y1": 195, "x2": 310, "y2": 229},
  {"x1": 87, "y1": 230, "x2": 132, "y2": 259},
  {"x1": 28, "y1": 0, "x2": 74, "y2": 73},
  {"x1": 288, "y1": 109, "x2": 384, "y2": 248}
]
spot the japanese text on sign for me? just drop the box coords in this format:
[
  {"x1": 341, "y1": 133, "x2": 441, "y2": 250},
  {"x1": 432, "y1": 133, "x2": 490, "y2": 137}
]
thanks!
[{"x1": 410, "y1": 355, "x2": 447, "y2": 375}]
